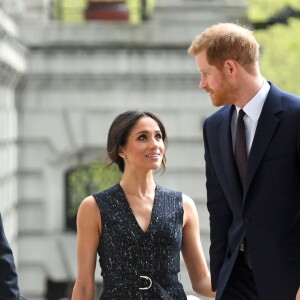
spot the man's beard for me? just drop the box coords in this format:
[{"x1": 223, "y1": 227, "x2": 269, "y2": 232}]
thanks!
[{"x1": 210, "y1": 74, "x2": 239, "y2": 107}]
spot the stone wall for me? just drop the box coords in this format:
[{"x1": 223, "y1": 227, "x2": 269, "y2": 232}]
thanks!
[
  {"x1": 0, "y1": 0, "x2": 249, "y2": 299},
  {"x1": 0, "y1": 8, "x2": 26, "y2": 266}
]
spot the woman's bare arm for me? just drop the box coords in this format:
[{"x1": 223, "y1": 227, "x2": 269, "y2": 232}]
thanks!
[
  {"x1": 181, "y1": 194, "x2": 215, "y2": 298},
  {"x1": 71, "y1": 196, "x2": 101, "y2": 300}
]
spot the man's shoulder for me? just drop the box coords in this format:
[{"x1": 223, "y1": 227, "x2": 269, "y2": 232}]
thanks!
[
  {"x1": 281, "y1": 90, "x2": 300, "y2": 107},
  {"x1": 204, "y1": 105, "x2": 232, "y2": 125},
  {"x1": 269, "y1": 81, "x2": 300, "y2": 105}
]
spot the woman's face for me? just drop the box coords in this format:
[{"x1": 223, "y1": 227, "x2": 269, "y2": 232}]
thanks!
[{"x1": 119, "y1": 116, "x2": 165, "y2": 173}]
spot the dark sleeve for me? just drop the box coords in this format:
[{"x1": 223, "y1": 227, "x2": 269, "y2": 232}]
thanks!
[
  {"x1": 0, "y1": 214, "x2": 20, "y2": 300},
  {"x1": 203, "y1": 120, "x2": 233, "y2": 291}
]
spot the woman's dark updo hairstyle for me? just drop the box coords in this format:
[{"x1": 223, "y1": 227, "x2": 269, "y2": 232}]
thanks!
[{"x1": 107, "y1": 110, "x2": 167, "y2": 173}]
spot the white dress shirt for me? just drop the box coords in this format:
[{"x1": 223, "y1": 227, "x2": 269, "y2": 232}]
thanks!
[{"x1": 232, "y1": 80, "x2": 270, "y2": 156}]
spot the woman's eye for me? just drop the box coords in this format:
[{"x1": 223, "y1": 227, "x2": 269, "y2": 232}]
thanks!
[
  {"x1": 138, "y1": 133, "x2": 162, "y2": 141},
  {"x1": 138, "y1": 135, "x2": 147, "y2": 140}
]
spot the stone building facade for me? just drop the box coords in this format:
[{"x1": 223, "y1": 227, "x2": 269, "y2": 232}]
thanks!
[
  {"x1": 0, "y1": 0, "x2": 247, "y2": 299},
  {"x1": 0, "y1": 6, "x2": 26, "y2": 267}
]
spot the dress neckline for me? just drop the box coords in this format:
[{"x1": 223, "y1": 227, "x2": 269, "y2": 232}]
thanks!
[{"x1": 117, "y1": 183, "x2": 159, "y2": 235}]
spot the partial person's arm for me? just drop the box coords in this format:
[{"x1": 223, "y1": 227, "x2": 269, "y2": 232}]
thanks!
[
  {"x1": 181, "y1": 194, "x2": 215, "y2": 298},
  {"x1": 203, "y1": 120, "x2": 232, "y2": 291},
  {"x1": 0, "y1": 213, "x2": 20, "y2": 299},
  {"x1": 71, "y1": 196, "x2": 101, "y2": 300},
  {"x1": 296, "y1": 286, "x2": 300, "y2": 300}
]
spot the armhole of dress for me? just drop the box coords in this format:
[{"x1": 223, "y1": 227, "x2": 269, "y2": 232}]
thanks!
[
  {"x1": 179, "y1": 192, "x2": 184, "y2": 226},
  {"x1": 92, "y1": 192, "x2": 103, "y2": 217},
  {"x1": 92, "y1": 192, "x2": 104, "y2": 246},
  {"x1": 178, "y1": 191, "x2": 183, "y2": 209}
]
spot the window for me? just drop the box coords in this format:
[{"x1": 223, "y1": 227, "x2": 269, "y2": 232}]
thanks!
[{"x1": 65, "y1": 161, "x2": 122, "y2": 231}]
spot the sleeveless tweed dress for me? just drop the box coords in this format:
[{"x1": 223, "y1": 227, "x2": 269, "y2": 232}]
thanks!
[{"x1": 93, "y1": 183, "x2": 187, "y2": 300}]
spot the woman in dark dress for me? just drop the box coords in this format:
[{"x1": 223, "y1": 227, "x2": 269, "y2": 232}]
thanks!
[{"x1": 71, "y1": 110, "x2": 215, "y2": 300}]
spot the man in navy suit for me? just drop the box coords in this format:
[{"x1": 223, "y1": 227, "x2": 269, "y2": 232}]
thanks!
[
  {"x1": 0, "y1": 213, "x2": 20, "y2": 300},
  {"x1": 188, "y1": 23, "x2": 300, "y2": 300}
]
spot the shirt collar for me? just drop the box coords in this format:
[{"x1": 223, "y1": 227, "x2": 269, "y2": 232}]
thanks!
[{"x1": 236, "y1": 79, "x2": 270, "y2": 122}]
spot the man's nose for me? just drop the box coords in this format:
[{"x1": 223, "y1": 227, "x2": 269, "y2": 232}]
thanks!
[{"x1": 199, "y1": 77, "x2": 206, "y2": 89}]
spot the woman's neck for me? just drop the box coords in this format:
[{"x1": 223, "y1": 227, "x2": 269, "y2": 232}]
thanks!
[{"x1": 120, "y1": 171, "x2": 156, "y2": 197}]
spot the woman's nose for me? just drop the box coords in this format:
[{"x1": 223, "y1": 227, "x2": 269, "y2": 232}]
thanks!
[{"x1": 150, "y1": 138, "x2": 159, "y2": 147}]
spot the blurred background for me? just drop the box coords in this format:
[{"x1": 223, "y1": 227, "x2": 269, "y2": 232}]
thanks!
[{"x1": 0, "y1": 0, "x2": 299, "y2": 299}]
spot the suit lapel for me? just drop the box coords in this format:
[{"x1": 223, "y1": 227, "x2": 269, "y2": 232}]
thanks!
[
  {"x1": 244, "y1": 83, "x2": 283, "y2": 197},
  {"x1": 218, "y1": 105, "x2": 243, "y2": 200}
]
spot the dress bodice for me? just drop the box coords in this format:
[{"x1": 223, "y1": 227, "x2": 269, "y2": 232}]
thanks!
[{"x1": 93, "y1": 183, "x2": 187, "y2": 300}]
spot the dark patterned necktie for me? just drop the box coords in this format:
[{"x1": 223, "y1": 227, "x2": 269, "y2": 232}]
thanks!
[
  {"x1": 235, "y1": 109, "x2": 247, "y2": 187},
  {"x1": 235, "y1": 109, "x2": 252, "y2": 268}
]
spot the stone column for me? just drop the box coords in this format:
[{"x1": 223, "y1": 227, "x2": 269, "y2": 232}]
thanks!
[
  {"x1": 0, "y1": 8, "x2": 26, "y2": 260},
  {"x1": 1, "y1": 0, "x2": 51, "y2": 20},
  {"x1": 0, "y1": 0, "x2": 23, "y2": 16}
]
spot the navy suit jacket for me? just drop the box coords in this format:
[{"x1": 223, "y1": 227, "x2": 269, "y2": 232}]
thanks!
[
  {"x1": 0, "y1": 214, "x2": 20, "y2": 300},
  {"x1": 203, "y1": 82, "x2": 300, "y2": 300}
]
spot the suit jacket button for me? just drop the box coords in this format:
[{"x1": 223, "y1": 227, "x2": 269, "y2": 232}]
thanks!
[{"x1": 244, "y1": 218, "x2": 251, "y2": 224}]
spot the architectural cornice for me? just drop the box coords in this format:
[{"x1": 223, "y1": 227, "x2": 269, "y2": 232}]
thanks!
[{"x1": 0, "y1": 9, "x2": 27, "y2": 87}]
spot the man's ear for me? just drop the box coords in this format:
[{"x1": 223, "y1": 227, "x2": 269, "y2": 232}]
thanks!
[{"x1": 224, "y1": 59, "x2": 237, "y2": 76}]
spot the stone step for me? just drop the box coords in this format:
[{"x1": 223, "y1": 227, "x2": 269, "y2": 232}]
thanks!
[{"x1": 18, "y1": 0, "x2": 247, "y2": 47}]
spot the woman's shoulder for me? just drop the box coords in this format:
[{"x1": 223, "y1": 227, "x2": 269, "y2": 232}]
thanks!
[
  {"x1": 93, "y1": 183, "x2": 120, "y2": 200},
  {"x1": 157, "y1": 184, "x2": 179, "y2": 193},
  {"x1": 77, "y1": 195, "x2": 100, "y2": 222},
  {"x1": 77, "y1": 185, "x2": 120, "y2": 224},
  {"x1": 182, "y1": 193, "x2": 196, "y2": 209},
  {"x1": 157, "y1": 185, "x2": 195, "y2": 201},
  {"x1": 157, "y1": 185, "x2": 182, "y2": 197}
]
